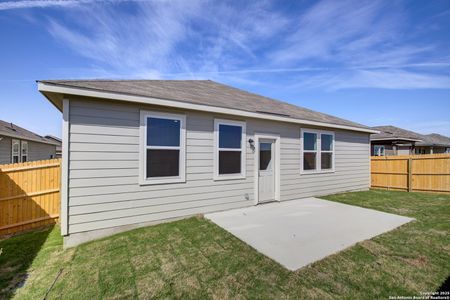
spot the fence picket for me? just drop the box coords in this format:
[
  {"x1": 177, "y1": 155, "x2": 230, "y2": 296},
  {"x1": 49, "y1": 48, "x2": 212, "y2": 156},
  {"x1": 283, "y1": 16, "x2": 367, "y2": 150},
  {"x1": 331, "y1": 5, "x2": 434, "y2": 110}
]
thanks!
[
  {"x1": 371, "y1": 154, "x2": 450, "y2": 193},
  {"x1": 0, "y1": 158, "x2": 61, "y2": 236}
]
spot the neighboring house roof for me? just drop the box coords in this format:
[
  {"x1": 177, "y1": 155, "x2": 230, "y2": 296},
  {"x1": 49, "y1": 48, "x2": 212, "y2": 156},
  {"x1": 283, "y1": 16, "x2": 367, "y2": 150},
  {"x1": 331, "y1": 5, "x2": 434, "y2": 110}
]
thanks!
[
  {"x1": 417, "y1": 133, "x2": 450, "y2": 147},
  {"x1": 371, "y1": 125, "x2": 450, "y2": 147},
  {"x1": 371, "y1": 125, "x2": 423, "y2": 142},
  {"x1": 37, "y1": 79, "x2": 377, "y2": 134},
  {"x1": 44, "y1": 135, "x2": 62, "y2": 145},
  {"x1": 0, "y1": 120, "x2": 59, "y2": 146}
]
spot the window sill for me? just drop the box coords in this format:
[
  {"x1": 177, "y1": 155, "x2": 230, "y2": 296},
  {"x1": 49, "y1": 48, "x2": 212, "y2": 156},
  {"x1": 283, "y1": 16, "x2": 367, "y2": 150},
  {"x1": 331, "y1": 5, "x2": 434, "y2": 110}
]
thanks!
[
  {"x1": 213, "y1": 174, "x2": 246, "y2": 181},
  {"x1": 300, "y1": 169, "x2": 335, "y2": 175},
  {"x1": 139, "y1": 177, "x2": 186, "y2": 186}
]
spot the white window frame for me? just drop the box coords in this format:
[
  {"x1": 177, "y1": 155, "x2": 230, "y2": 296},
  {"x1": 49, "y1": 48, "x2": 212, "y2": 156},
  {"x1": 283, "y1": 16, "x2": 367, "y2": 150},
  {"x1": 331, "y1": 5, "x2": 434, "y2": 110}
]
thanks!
[
  {"x1": 21, "y1": 140, "x2": 28, "y2": 162},
  {"x1": 11, "y1": 139, "x2": 20, "y2": 163},
  {"x1": 214, "y1": 119, "x2": 246, "y2": 181},
  {"x1": 139, "y1": 110, "x2": 186, "y2": 185},
  {"x1": 373, "y1": 145, "x2": 385, "y2": 156},
  {"x1": 300, "y1": 129, "x2": 335, "y2": 174}
]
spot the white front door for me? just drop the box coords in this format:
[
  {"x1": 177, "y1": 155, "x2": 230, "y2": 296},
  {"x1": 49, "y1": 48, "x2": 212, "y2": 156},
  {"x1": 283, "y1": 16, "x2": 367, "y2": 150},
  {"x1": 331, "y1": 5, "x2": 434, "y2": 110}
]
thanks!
[{"x1": 258, "y1": 139, "x2": 275, "y2": 203}]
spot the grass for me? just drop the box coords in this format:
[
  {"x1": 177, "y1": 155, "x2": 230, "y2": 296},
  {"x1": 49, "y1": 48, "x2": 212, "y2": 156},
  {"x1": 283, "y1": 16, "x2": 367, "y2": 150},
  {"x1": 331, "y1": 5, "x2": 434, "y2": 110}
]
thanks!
[{"x1": 0, "y1": 189, "x2": 449, "y2": 299}]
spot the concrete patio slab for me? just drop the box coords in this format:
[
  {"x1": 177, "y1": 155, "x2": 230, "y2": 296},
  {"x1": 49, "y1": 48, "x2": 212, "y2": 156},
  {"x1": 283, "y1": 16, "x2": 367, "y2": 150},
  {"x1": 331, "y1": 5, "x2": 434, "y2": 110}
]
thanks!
[{"x1": 205, "y1": 197, "x2": 414, "y2": 271}]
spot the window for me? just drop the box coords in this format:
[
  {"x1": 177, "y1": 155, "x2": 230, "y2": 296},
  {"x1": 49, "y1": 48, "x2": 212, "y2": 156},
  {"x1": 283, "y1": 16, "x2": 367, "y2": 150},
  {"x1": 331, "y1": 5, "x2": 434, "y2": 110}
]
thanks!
[
  {"x1": 12, "y1": 139, "x2": 20, "y2": 163},
  {"x1": 140, "y1": 111, "x2": 186, "y2": 185},
  {"x1": 303, "y1": 132, "x2": 317, "y2": 170},
  {"x1": 301, "y1": 129, "x2": 334, "y2": 173},
  {"x1": 21, "y1": 141, "x2": 28, "y2": 162},
  {"x1": 373, "y1": 145, "x2": 385, "y2": 156},
  {"x1": 259, "y1": 142, "x2": 272, "y2": 170},
  {"x1": 321, "y1": 134, "x2": 333, "y2": 169},
  {"x1": 214, "y1": 119, "x2": 246, "y2": 180}
]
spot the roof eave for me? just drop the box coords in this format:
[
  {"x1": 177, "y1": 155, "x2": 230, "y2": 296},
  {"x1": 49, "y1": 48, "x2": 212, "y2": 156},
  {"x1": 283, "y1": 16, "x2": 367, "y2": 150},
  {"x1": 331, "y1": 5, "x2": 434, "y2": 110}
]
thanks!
[
  {"x1": 37, "y1": 81, "x2": 379, "y2": 134},
  {"x1": 371, "y1": 137, "x2": 422, "y2": 142}
]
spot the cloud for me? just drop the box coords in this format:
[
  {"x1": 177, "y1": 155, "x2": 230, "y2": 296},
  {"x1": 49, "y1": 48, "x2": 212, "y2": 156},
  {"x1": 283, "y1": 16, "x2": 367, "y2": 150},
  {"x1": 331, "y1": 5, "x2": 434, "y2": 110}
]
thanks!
[
  {"x1": 46, "y1": 0, "x2": 205, "y2": 77},
  {"x1": 0, "y1": 0, "x2": 89, "y2": 10},
  {"x1": 14, "y1": 0, "x2": 450, "y2": 90},
  {"x1": 294, "y1": 69, "x2": 450, "y2": 90},
  {"x1": 44, "y1": 1, "x2": 289, "y2": 79}
]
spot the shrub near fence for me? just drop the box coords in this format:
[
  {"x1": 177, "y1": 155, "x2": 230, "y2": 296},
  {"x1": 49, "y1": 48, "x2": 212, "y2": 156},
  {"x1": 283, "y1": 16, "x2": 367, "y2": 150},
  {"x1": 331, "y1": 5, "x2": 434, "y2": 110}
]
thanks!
[
  {"x1": 0, "y1": 159, "x2": 61, "y2": 236},
  {"x1": 371, "y1": 154, "x2": 450, "y2": 194}
]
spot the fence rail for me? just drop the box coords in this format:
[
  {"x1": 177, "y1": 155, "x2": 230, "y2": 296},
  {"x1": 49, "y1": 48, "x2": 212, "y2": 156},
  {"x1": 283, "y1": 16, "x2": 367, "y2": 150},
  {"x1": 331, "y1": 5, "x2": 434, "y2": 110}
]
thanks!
[
  {"x1": 0, "y1": 159, "x2": 61, "y2": 236},
  {"x1": 371, "y1": 153, "x2": 450, "y2": 193}
]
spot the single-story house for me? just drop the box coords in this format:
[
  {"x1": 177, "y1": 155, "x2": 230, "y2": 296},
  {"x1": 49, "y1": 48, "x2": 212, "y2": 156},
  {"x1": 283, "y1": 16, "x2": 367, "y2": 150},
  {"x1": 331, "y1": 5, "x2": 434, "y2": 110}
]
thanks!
[
  {"x1": 370, "y1": 125, "x2": 450, "y2": 156},
  {"x1": 38, "y1": 79, "x2": 378, "y2": 247},
  {"x1": 45, "y1": 135, "x2": 62, "y2": 158},
  {"x1": 415, "y1": 133, "x2": 450, "y2": 154},
  {"x1": 0, "y1": 120, "x2": 59, "y2": 164}
]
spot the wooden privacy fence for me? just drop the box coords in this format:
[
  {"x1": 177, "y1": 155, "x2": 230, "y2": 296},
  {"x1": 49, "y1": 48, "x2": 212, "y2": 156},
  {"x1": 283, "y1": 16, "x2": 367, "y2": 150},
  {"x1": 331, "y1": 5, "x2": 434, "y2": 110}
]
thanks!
[
  {"x1": 371, "y1": 154, "x2": 450, "y2": 193},
  {"x1": 0, "y1": 159, "x2": 61, "y2": 236}
]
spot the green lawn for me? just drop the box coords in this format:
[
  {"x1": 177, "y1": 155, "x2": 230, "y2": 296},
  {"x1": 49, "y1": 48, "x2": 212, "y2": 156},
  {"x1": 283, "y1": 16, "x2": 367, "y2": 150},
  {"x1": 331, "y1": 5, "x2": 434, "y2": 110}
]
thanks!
[{"x1": 1, "y1": 190, "x2": 449, "y2": 299}]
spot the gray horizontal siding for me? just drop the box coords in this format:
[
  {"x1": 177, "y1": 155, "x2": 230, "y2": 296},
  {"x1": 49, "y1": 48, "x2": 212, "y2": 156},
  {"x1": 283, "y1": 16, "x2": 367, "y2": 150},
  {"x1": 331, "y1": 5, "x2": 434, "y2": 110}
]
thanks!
[
  {"x1": 28, "y1": 141, "x2": 57, "y2": 161},
  {"x1": 67, "y1": 97, "x2": 370, "y2": 235},
  {"x1": 0, "y1": 136, "x2": 11, "y2": 164},
  {"x1": 68, "y1": 98, "x2": 254, "y2": 234},
  {"x1": 0, "y1": 136, "x2": 56, "y2": 164},
  {"x1": 246, "y1": 119, "x2": 370, "y2": 201}
]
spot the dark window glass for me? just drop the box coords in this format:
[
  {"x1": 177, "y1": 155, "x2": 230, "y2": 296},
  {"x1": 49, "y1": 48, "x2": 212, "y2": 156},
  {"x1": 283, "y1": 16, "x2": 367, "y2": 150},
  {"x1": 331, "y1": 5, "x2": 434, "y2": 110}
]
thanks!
[
  {"x1": 303, "y1": 153, "x2": 316, "y2": 170},
  {"x1": 22, "y1": 156, "x2": 27, "y2": 163},
  {"x1": 219, "y1": 151, "x2": 241, "y2": 174},
  {"x1": 146, "y1": 149, "x2": 179, "y2": 177},
  {"x1": 321, "y1": 134, "x2": 333, "y2": 151},
  {"x1": 13, "y1": 156, "x2": 19, "y2": 163},
  {"x1": 219, "y1": 124, "x2": 241, "y2": 148},
  {"x1": 259, "y1": 143, "x2": 272, "y2": 170},
  {"x1": 147, "y1": 117, "x2": 180, "y2": 147},
  {"x1": 303, "y1": 132, "x2": 317, "y2": 150},
  {"x1": 321, "y1": 153, "x2": 332, "y2": 169}
]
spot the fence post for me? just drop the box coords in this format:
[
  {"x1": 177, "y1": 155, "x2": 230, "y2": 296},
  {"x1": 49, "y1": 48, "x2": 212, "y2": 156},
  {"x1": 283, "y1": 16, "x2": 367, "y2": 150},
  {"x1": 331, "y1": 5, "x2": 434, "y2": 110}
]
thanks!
[{"x1": 407, "y1": 157, "x2": 413, "y2": 192}]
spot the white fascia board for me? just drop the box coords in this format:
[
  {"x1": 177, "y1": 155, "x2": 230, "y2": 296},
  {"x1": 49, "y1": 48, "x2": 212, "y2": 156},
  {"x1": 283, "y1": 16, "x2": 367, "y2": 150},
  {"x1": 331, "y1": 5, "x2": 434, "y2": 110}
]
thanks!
[
  {"x1": 38, "y1": 82, "x2": 379, "y2": 134},
  {"x1": 371, "y1": 137, "x2": 422, "y2": 142}
]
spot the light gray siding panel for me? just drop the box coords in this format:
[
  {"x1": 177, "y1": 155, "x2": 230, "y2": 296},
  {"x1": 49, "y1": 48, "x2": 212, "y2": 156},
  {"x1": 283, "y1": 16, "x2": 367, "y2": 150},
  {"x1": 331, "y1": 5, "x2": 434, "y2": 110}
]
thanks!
[
  {"x1": 67, "y1": 97, "x2": 370, "y2": 235},
  {"x1": 70, "y1": 133, "x2": 139, "y2": 144},
  {"x1": 70, "y1": 190, "x2": 250, "y2": 215},
  {"x1": 71, "y1": 124, "x2": 138, "y2": 136},
  {"x1": 70, "y1": 168, "x2": 138, "y2": 179},
  {"x1": 28, "y1": 141, "x2": 56, "y2": 161},
  {"x1": 69, "y1": 201, "x2": 250, "y2": 233},
  {"x1": 246, "y1": 119, "x2": 370, "y2": 201},
  {"x1": 68, "y1": 98, "x2": 255, "y2": 234},
  {"x1": 69, "y1": 195, "x2": 251, "y2": 225},
  {"x1": 70, "y1": 180, "x2": 253, "y2": 199},
  {"x1": 0, "y1": 136, "x2": 11, "y2": 164}
]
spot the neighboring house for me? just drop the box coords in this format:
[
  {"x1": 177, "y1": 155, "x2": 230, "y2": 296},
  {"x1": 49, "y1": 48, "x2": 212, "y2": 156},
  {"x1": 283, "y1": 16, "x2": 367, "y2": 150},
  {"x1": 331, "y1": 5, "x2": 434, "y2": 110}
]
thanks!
[
  {"x1": 38, "y1": 79, "x2": 378, "y2": 247},
  {"x1": 415, "y1": 133, "x2": 450, "y2": 154},
  {"x1": 0, "y1": 120, "x2": 59, "y2": 164},
  {"x1": 370, "y1": 125, "x2": 450, "y2": 156},
  {"x1": 45, "y1": 135, "x2": 62, "y2": 158}
]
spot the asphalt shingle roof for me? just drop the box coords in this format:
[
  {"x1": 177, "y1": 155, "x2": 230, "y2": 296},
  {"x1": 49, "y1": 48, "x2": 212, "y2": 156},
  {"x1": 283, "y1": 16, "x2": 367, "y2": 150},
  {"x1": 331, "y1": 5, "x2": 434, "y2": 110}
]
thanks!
[
  {"x1": 418, "y1": 133, "x2": 450, "y2": 147},
  {"x1": 38, "y1": 79, "x2": 372, "y2": 131},
  {"x1": 371, "y1": 125, "x2": 423, "y2": 141},
  {"x1": 371, "y1": 125, "x2": 450, "y2": 147},
  {"x1": 0, "y1": 120, "x2": 59, "y2": 145}
]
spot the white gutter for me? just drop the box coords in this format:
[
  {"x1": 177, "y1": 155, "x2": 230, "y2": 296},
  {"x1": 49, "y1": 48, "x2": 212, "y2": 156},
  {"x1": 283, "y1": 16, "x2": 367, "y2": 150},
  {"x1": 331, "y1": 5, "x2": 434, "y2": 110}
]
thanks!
[
  {"x1": 38, "y1": 82, "x2": 379, "y2": 134},
  {"x1": 371, "y1": 137, "x2": 422, "y2": 142}
]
